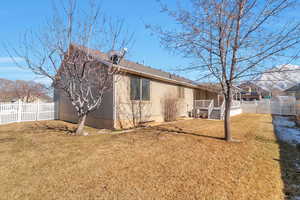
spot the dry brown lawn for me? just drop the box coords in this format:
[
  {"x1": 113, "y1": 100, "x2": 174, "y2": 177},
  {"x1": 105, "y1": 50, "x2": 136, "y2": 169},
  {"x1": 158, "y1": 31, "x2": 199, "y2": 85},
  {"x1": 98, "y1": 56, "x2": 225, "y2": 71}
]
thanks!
[{"x1": 0, "y1": 114, "x2": 285, "y2": 200}]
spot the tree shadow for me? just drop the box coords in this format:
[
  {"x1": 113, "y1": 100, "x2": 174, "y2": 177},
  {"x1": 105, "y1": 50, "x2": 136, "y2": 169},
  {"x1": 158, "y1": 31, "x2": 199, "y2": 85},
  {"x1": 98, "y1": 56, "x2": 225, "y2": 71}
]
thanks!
[
  {"x1": 0, "y1": 138, "x2": 16, "y2": 143},
  {"x1": 272, "y1": 115, "x2": 300, "y2": 199},
  {"x1": 32, "y1": 121, "x2": 76, "y2": 134},
  {"x1": 144, "y1": 124, "x2": 224, "y2": 141}
]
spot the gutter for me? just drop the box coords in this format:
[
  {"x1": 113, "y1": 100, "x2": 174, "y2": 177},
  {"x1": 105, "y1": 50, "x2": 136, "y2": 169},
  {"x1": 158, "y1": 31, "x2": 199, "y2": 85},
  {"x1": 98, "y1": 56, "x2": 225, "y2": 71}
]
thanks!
[
  {"x1": 112, "y1": 74, "x2": 116, "y2": 128},
  {"x1": 98, "y1": 59, "x2": 216, "y2": 92}
]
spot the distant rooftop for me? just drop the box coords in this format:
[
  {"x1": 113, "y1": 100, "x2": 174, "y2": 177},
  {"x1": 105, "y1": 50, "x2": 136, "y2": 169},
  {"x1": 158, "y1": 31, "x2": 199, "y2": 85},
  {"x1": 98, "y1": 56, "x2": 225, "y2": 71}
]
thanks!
[{"x1": 285, "y1": 83, "x2": 300, "y2": 92}]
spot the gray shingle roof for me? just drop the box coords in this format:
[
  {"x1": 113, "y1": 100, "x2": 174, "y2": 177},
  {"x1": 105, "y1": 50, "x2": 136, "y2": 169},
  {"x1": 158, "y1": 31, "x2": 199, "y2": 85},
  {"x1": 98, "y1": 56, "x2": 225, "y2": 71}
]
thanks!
[
  {"x1": 72, "y1": 44, "x2": 217, "y2": 93},
  {"x1": 81, "y1": 46, "x2": 196, "y2": 82}
]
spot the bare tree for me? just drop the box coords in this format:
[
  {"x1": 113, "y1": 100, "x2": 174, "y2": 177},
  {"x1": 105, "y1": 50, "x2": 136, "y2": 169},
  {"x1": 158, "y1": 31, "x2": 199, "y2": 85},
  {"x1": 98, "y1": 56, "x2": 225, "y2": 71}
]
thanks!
[
  {"x1": 6, "y1": 0, "x2": 133, "y2": 135},
  {"x1": 117, "y1": 99, "x2": 152, "y2": 128},
  {"x1": 14, "y1": 80, "x2": 51, "y2": 103},
  {"x1": 115, "y1": 75, "x2": 152, "y2": 129},
  {"x1": 0, "y1": 78, "x2": 51, "y2": 102},
  {"x1": 148, "y1": 0, "x2": 300, "y2": 141},
  {"x1": 0, "y1": 78, "x2": 15, "y2": 102}
]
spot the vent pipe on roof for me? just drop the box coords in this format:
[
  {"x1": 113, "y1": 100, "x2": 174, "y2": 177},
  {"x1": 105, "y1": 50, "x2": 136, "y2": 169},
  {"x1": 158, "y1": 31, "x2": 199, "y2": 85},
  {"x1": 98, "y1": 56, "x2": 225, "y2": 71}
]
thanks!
[{"x1": 108, "y1": 48, "x2": 128, "y2": 64}]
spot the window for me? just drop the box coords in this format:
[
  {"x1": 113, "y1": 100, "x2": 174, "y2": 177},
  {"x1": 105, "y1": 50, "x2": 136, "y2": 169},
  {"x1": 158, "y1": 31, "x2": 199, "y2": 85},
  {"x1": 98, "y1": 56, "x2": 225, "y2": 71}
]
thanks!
[
  {"x1": 130, "y1": 76, "x2": 140, "y2": 100},
  {"x1": 141, "y1": 78, "x2": 150, "y2": 100},
  {"x1": 178, "y1": 86, "x2": 185, "y2": 98},
  {"x1": 130, "y1": 76, "x2": 150, "y2": 100}
]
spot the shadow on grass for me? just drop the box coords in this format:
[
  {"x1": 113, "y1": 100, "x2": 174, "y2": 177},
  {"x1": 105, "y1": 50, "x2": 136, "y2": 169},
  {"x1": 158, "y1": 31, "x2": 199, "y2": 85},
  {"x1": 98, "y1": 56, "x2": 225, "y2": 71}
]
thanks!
[
  {"x1": 145, "y1": 125, "x2": 224, "y2": 141},
  {"x1": 0, "y1": 137, "x2": 16, "y2": 143},
  {"x1": 33, "y1": 121, "x2": 76, "y2": 134},
  {"x1": 272, "y1": 115, "x2": 300, "y2": 199}
]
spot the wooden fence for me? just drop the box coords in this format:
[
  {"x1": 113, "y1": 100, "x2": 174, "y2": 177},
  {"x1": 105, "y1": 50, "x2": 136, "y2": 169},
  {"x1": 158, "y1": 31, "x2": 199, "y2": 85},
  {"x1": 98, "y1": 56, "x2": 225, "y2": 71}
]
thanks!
[{"x1": 0, "y1": 100, "x2": 56, "y2": 125}]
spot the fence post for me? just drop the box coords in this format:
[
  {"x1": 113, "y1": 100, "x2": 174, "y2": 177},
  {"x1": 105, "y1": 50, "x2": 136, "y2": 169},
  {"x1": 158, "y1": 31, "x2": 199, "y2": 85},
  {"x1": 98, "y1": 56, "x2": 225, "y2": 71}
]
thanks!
[
  {"x1": 17, "y1": 99, "x2": 22, "y2": 122},
  {"x1": 255, "y1": 100, "x2": 257, "y2": 113},
  {"x1": 36, "y1": 100, "x2": 40, "y2": 121}
]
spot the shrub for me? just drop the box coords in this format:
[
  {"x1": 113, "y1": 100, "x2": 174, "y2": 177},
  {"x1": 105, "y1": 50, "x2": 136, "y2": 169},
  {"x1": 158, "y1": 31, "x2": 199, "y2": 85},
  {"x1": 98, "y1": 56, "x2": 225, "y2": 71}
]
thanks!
[{"x1": 162, "y1": 96, "x2": 180, "y2": 122}]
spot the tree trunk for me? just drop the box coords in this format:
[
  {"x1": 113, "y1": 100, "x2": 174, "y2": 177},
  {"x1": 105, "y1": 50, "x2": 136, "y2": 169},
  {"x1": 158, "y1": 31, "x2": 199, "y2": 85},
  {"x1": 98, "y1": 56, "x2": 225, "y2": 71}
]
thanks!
[
  {"x1": 224, "y1": 87, "x2": 233, "y2": 142},
  {"x1": 75, "y1": 114, "x2": 87, "y2": 135}
]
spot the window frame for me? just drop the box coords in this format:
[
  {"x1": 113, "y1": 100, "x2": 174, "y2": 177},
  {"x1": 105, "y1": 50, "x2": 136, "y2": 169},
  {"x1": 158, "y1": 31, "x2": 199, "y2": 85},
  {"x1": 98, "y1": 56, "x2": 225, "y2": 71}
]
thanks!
[
  {"x1": 130, "y1": 76, "x2": 141, "y2": 100},
  {"x1": 130, "y1": 76, "x2": 150, "y2": 101},
  {"x1": 178, "y1": 86, "x2": 185, "y2": 99}
]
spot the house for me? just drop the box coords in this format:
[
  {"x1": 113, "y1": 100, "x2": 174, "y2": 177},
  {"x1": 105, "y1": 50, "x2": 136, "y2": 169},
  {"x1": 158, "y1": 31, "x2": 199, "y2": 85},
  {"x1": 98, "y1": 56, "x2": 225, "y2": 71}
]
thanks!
[
  {"x1": 198, "y1": 83, "x2": 243, "y2": 103},
  {"x1": 54, "y1": 45, "x2": 242, "y2": 129},
  {"x1": 239, "y1": 81, "x2": 271, "y2": 101},
  {"x1": 285, "y1": 84, "x2": 300, "y2": 100}
]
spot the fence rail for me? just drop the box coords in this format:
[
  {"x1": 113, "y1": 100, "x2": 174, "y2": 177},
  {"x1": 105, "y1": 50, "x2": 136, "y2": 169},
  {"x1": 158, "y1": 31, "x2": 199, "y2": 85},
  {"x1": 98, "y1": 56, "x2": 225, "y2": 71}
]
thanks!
[
  {"x1": 194, "y1": 100, "x2": 214, "y2": 108},
  {"x1": 232, "y1": 100, "x2": 241, "y2": 108},
  {"x1": 241, "y1": 99, "x2": 300, "y2": 116},
  {"x1": 0, "y1": 100, "x2": 56, "y2": 125}
]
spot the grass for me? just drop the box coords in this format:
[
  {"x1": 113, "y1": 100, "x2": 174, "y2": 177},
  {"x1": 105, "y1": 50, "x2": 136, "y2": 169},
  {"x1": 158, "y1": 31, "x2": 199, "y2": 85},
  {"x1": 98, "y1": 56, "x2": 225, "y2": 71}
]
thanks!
[
  {"x1": 273, "y1": 115, "x2": 300, "y2": 199},
  {"x1": 0, "y1": 114, "x2": 285, "y2": 200},
  {"x1": 278, "y1": 142, "x2": 300, "y2": 199}
]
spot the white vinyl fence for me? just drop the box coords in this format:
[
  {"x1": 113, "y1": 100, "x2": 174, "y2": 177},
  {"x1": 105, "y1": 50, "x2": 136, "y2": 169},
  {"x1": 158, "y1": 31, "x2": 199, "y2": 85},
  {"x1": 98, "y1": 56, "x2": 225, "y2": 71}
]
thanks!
[
  {"x1": 0, "y1": 100, "x2": 56, "y2": 125},
  {"x1": 241, "y1": 98, "x2": 300, "y2": 116}
]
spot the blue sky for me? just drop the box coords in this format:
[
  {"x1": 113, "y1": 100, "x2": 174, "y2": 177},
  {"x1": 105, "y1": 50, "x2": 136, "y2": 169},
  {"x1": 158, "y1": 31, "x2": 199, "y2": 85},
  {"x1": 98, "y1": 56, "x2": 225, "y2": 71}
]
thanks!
[
  {"x1": 0, "y1": 0, "x2": 299, "y2": 85},
  {"x1": 0, "y1": 0, "x2": 190, "y2": 84}
]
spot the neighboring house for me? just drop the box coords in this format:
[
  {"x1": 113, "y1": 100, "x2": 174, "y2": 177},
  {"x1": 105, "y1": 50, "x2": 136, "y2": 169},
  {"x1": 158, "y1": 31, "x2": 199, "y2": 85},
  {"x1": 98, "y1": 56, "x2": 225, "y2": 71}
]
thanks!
[
  {"x1": 285, "y1": 84, "x2": 300, "y2": 100},
  {"x1": 54, "y1": 45, "x2": 241, "y2": 129},
  {"x1": 239, "y1": 81, "x2": 271, "y2": 101}
]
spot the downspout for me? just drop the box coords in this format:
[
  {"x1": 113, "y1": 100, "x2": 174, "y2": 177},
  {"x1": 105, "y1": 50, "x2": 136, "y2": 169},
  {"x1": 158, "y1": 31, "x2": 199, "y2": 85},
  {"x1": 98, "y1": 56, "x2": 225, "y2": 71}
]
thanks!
[{"x1": 112, "y1": 74, "x2": 117, "y2": 129}]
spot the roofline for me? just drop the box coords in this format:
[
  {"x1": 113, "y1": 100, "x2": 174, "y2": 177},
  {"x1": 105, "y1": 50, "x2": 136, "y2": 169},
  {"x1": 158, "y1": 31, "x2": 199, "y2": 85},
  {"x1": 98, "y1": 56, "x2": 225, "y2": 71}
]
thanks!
[
  {"x1": 232, "y1": 85, "x2": 243, "y2": 91},
  {"x1": 284, "y1": 83, "x2": 300, "y2": 92},
  {"x1": 198, "y1": 84, "x2": 243, "y2": 94},
  {"x1": 69, "y1": 44, "x2": 219, "y2": 93},
  {"x1": 99, "y1": 59, "x2": 219, "y2": 92},
  {"x1": 285, "y1": 88, "x2": 299, "y2": 92}
]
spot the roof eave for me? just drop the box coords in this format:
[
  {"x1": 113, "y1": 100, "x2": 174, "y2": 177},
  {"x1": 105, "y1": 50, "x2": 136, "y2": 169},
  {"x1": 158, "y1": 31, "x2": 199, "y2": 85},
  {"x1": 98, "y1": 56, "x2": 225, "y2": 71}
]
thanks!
[{"x1": 97, "y1": 59, "x2": 201, "y2": 89}]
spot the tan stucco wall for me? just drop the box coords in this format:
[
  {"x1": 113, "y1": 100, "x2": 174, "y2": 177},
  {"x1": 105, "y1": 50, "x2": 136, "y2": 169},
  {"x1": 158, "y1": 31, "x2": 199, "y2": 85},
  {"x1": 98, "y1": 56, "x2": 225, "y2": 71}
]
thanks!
[
  {"x1": 114, "y1": 74, "x2": 194, "y2": 129},
  {"x1": 55, "y1": 73, "x2": 224, "y2": 130},
  {"x1": 54, "y1": 88, "x2": 114, "y2": 129}
]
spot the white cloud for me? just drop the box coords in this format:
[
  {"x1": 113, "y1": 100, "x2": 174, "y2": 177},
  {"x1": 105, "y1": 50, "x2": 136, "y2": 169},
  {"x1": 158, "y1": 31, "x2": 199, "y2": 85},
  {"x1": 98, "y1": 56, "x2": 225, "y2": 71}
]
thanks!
[
  {"x1": 34, "y1": 77, "x2": 53, "y2": 86},
  {"x1": 0, "y1": 65, "x2": 35, "y2": 81},
  {"x1": 0, "y1": 57, "x2": 24, "y2": 64},
  {"x1": 0, "y1": 66, "x2": 26, "y2": 71}
]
